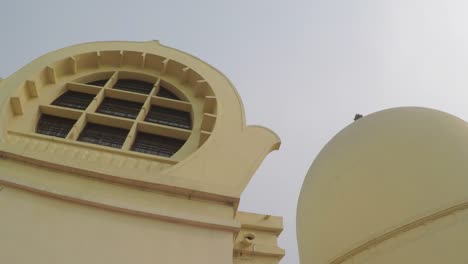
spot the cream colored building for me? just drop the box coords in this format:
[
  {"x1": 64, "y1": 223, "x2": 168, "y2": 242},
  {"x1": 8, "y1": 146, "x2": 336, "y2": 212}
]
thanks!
[
  {"x1": 297, "y1": 107, "x2": 468, "y2": 264},
  {"x1": 0, "y1": 41, "x2": 284, "y2": 264}
]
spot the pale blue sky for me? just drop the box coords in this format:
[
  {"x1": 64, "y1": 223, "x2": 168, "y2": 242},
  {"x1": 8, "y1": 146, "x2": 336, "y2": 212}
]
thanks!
[{"x1": 3, "y1": 1, "x2": 468, "y2": 263}]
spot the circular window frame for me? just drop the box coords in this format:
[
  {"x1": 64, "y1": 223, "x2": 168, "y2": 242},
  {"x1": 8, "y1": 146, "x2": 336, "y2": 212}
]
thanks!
[{"x1": 6, "y1": 50, "x2": 218, "y2": 165}]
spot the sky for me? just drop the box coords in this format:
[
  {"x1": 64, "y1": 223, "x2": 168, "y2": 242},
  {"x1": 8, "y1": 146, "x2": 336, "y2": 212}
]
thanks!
[{"x1": 3, "y1": 1, "x2": 468, "y2": 263}]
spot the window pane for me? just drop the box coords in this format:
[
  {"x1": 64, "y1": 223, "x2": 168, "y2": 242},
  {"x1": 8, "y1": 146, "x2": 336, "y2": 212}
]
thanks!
[
  {"x1": 86, "y1": 79, "x2": 108, "y2": 87},
  {"x1": 96, "y1": 98, "x2": 143, "y2": 119},
  {"x1": 78, "y1": 123, "x2": 129, "y2": 149},
  {"x1": 36, "y1": 114, "x2": 75, "y2": 138},
  {"x1": 157, "y1": 87, "x2": 180, "y2": 100},
  {"x1": 145, "y1": 106, "x2": 191, "y2": 129},
  {"x1": 131, "y1": 132, "x2": 185, "y2": 157},
  {"x1": 52, "y1": 91, "x2": 95, "y2": 110},
  {"x1": 113, "y1": 79, "x2": 153, "y2": 94}
]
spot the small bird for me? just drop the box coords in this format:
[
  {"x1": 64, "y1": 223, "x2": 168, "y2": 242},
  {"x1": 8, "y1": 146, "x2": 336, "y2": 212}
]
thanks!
[{"x1": 354, "y1": 114, "x2": 363, "y2": 121}]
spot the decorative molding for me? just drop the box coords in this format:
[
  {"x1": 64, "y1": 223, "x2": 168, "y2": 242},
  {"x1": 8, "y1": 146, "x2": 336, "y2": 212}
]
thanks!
[{"x1": 0, "y1": 171, "x2": 240, "y2": 233}]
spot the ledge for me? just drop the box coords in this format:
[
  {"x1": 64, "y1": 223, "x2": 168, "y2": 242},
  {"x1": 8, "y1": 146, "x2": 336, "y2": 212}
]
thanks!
[
  {"x1": 0, "y1": 158, "x2": 241, "y2": 233},
  {"x1": 236, "y1": 211, "x2": 284, "y2": 236}
]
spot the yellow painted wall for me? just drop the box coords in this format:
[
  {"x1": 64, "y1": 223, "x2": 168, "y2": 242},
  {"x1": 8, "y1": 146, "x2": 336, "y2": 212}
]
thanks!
[
  {"x1": 0, "y1": 155, "x2": 284, "y2": 264},
  {"x1": 0, "y1": 186, "x2": 233, "y2": 264},
  {"x1": 0, "y1": 41, "x2": 284, "y2": 264}
]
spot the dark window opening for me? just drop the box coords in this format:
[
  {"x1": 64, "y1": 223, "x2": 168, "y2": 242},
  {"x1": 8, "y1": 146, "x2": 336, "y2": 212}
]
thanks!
[
  {"x1": 113, "y1": 79, "x2": 153, "y2": 94},
  {"x1": 78, "y1": 123, "x2": 129, "y2": 149},
  {"x1": 96, "y1": 98, "x2": 143, "y2": 119},
  {"x1": 145, "y1": 106, "x2": 191, "y2": 129},
  {"x1": 157, "y1": 87, "x2": 180, "y2": 100},
  {"x1": 36, "y1": 114, "x2": 75, "y2": 138},
  {"x1": 131, "y1": 132, "x2": 185, "y2": 157},
  {"x1": 86, "y1": 79, "x2": 109, "y2": 87},
  {"x1": 52, "y1": 91, "x2": 95, "y2": 110}
]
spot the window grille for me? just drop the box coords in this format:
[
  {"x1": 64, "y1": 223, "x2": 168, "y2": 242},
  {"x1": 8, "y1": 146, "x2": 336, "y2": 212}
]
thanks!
[
  {"x1": 131, "y1": 132, "x2": 185, "y2": 157},
  {"x1": 52, "y1": 91, "x2": 95, "y2": 110},
  {"x1": 87, "y1": 79, "x2": 108, "y2": 87},
  {"x1": 113, "y1": 79, "x2": 153, "y2": 94},
  {"x1": 97, "y1": 98, "x2": 143, "y2": 119},
  {"x1": 145, "y1": 106, "x2": 191, "y2": 129},
  {"x1": 36, "y1": 114, "x2": 75, "y2": 138},
  {"x1": 40, "y1": 74, "x2": 200, "y2": 159},
  {"x1": 78, "y1": 123, "x2": 129, "y2": 149},
  {"x1": 157, "y1": 87, "x2": 180, "y2": 100}
]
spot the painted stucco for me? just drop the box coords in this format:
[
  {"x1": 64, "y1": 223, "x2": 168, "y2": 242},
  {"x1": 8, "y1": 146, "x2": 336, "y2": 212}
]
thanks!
[
  {"x1": 0, "y1": 41, "x2": 284, "y2": 264},
  {"x1": 297, "y1": 107, "x2": 468, "y2": 264}
]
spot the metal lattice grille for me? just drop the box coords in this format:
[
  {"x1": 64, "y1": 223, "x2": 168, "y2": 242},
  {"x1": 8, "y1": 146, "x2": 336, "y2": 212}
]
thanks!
[
  {"x1": 157, "y1": 87, "x2": 180, "y2": 100},
  {"x1": 97, "y1": 98, "x2": 143, "y2": 119},
  {"x1": 36, "y1": 114, "x2": 75, "y2": 138},
  {"x1": 145, "y1": 106, "x2": 191, "y2": 129},
  {"x1": 131, "y1": 132, "x2": 185, "y2": 157},
  {"x1": 78, "y1": 123, "x2": 129, "y2": 148},
  {"x1": 38, "y1": 71, "x2": 202, "y2": 159},
  {"x1": 87, "y1": 79, "x2": 108, "y2": 87},
  {"x1": 113, "y1": 79, "x2": 153, "y2": 94},
  {"x1": 52, "y1": 91, "x2": 95, "y2": 110}
]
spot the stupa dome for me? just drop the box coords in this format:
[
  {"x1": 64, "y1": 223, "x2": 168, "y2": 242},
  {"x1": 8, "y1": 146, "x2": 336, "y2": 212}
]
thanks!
[{"x1": 297, "y1": 107, "x2": 468, "y2": 264}]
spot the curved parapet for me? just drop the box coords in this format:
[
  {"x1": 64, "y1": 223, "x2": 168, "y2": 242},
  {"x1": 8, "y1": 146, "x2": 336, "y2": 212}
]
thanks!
[
  {"x1": 297, "y1": 107, "x2": 468, "y2": 264},
  {"x1": 0, "y1": 41, "x2": 280, "y2": 202}
]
